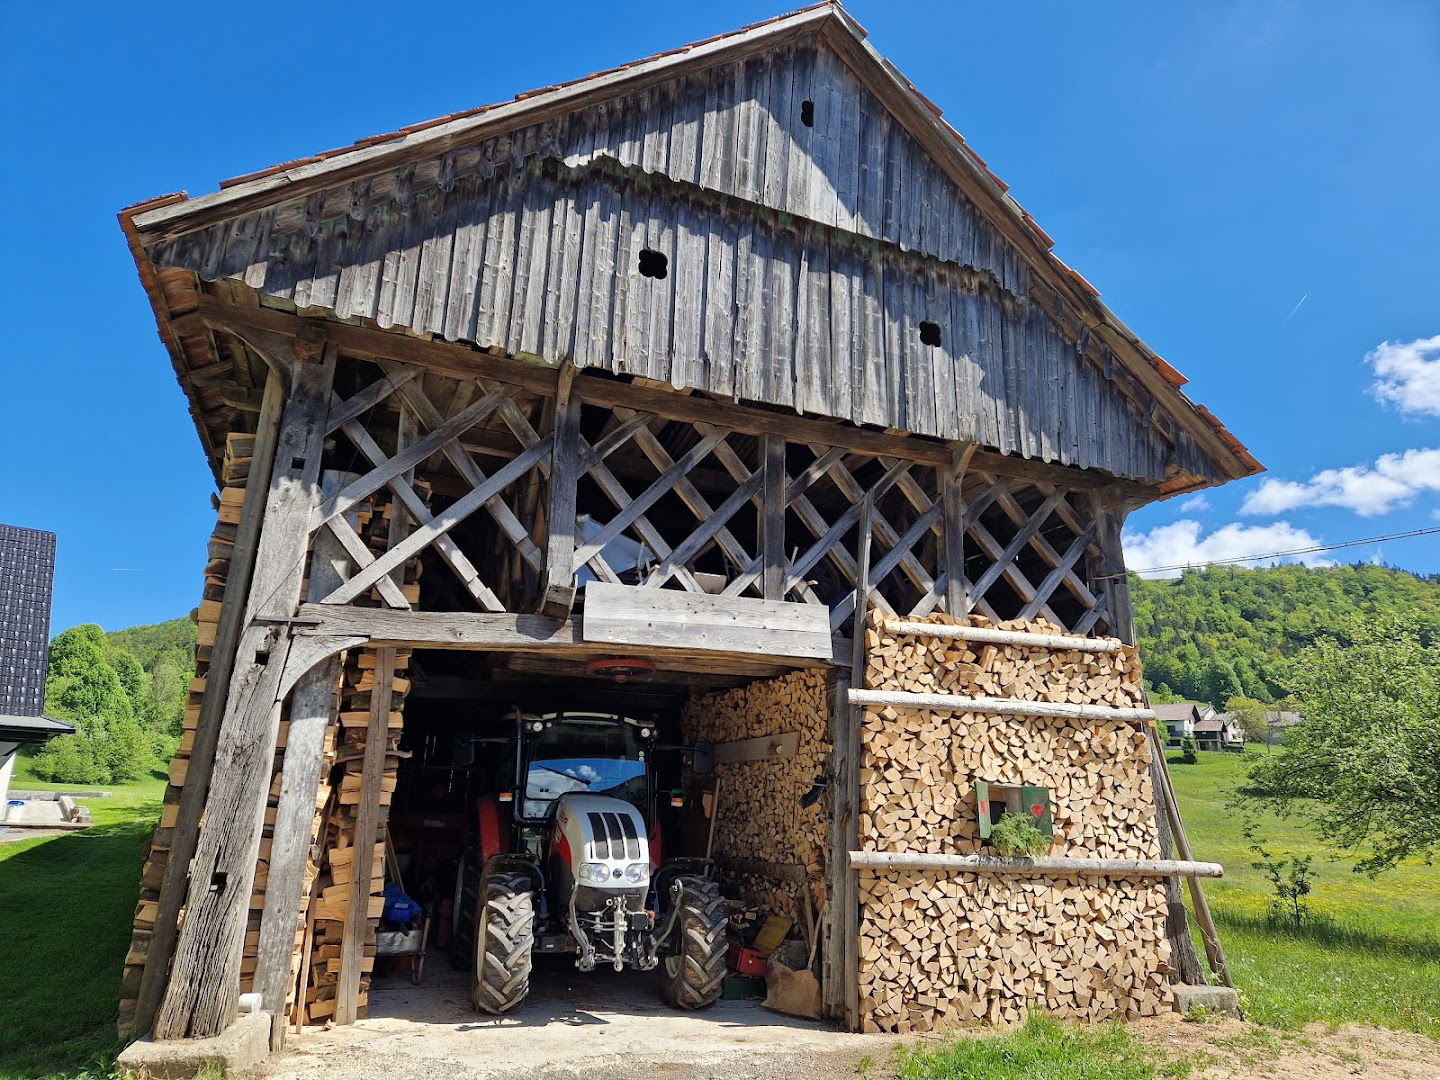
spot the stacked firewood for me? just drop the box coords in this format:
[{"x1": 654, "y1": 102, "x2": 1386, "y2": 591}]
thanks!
[
  {"x1": 294, "y1": 647, "x2": 409, "y2": 1023},
  {"x1": 117, "y1": 432, "x2": 251, "y2": 1033},
  {"x1": 856, "y1": 612, "x2": 1172, "y2": 1033},
  {"x1": 682, "y1": 668, "x2": 831, "y2": 922}
]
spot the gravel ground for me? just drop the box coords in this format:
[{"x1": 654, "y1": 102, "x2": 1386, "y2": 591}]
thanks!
[{"x1": 256, "y1": 959, "x2": 1440, "y2": 1080}]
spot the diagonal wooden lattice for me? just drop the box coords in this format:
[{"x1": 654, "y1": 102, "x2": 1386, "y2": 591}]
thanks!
[
  {"x1": 309, "y1": 364, "x2": 550, "y2": 611},
  {"x1": 299, "y1": 360, "x2": 1114, "y2": 636}
]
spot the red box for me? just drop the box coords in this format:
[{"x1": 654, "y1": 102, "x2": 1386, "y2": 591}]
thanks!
[{"x1": 726, "y1": 941, "x2": 769, "y2": 977}]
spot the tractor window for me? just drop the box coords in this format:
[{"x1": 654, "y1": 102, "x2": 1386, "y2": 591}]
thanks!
[{"x1": 523, "y1": 720, "x2": 647, "y2": 817}]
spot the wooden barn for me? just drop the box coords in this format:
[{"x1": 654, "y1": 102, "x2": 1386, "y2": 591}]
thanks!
[{"x1": 117, "y1": 2, "x2": 1259, "y2": 1052}]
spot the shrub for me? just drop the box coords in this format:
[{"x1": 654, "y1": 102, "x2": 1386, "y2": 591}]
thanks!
[
  {"x1": 1179, "y1": 735, "x2": 1199, "y2": 764},
  {"x1": 991, "y1": 812, "x2": 1051, "y2": 857}
]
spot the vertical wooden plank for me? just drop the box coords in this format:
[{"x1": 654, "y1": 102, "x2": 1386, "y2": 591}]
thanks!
[
  {"x1": 539, "y1": 366, "x2": 580, "y2": 617},
  {"x1": 130, "y1": 372, "x2": 286, "y2": 1039},
  {"x1": 941, "y1": 443, "x2": 975, "y2": 616},
  {"x1": 334, "y1": 647, "x2": 395, "y2": 1026},
  {"x1": 253, "y1": 471, "x2": 356, "y2": 1045},
  {"x1": 155, "y1": 343, "x2": 336, "y2": 1040},
  {"x1": 762, "y1": 434, "x2": 787, "y2": 601}
]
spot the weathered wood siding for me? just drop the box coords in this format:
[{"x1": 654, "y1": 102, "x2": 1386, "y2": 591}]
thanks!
[{"x1": 148, "y1": 37, "x2": 1217, "y2": 485}]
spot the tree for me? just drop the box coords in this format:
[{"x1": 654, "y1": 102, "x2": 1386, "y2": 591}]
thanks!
[
  {"x1": 1224, "y1": 695, "x2": 1269, "y2": 745},
  {"x1": 30, "y1": 625, "x2": 150, "y2": 784},
  {"x1": 1179, "y1": 736, "x2": 1199, "y2": 765},
  {"x1": 1247, "y1": 616, "x2": 1440, "y2": 875}
]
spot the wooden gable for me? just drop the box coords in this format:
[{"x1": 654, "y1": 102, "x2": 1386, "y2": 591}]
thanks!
[{"x1": 130, "y1": 9, "x2": 1256, "y2": 493}]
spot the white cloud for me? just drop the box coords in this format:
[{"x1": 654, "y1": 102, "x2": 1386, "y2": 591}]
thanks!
[
  {"x1": 1122, "y1": 519, "x2": 1328, "y2": 579},
  {"x1": 1368, "y1": 334, "x2": 1440, "y2": 417},
  {"x1": 1178, "y1": 494, "x2": 1210, "y2": 512},
  {"x1": 1240, "y1": 448, "x2": 1440, "y2": 517}
]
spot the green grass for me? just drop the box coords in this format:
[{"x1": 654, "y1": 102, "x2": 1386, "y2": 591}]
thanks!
[
  {"x1": 0, "y1": 768, "x2": 164, "y2": 1079},
  {"x1": 890, "y1": 1015, "x2": 1190, "y2": 1080},
  {"x1": 1168, "y1": 751, "x2": 1440, "y2": 1037}
]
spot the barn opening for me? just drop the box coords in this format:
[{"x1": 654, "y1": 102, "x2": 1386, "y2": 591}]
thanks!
[{"x1": 351, "y1": 644, "x2": 834, "y2": 1023}]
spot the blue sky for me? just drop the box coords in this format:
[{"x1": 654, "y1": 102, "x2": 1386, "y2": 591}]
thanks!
[{"x1": 3, "y1": 1, "x2": 1438, "y2": 634}]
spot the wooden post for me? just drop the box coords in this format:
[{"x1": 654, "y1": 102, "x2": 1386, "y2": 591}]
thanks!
[
  {"x1": 253, "y1": 472, "x2": 356, "y2": 1047},
  {"x1": 839, "y1": 496, "x2": 873, "y2": 1030},
  {"x1": 1093, "y1": 493, "x2": 1215, "y2": 988},
  {"x1": 539, "y1": 366, "x2": 579, "y2": 618},
  {"x1": 130, "y1": 373, "x2": 286, "y2": 1039},
  {"x1": 154, "y1": 341, "x2": 335, "y2": 1041},
  {"x1": 941, "y1": 442, "x2": 975, "y2": 616},
  {"x1": 334, "y1": 647, "x2": 396, "y2": 1025},
  {"x1": 762, "y1": 434, "x2": 786, "y2": 601}
]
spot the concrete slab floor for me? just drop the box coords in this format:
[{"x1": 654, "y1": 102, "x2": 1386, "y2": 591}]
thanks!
[{"x1": 257, "y1": 957, "x2": 892, "y2": 1080}]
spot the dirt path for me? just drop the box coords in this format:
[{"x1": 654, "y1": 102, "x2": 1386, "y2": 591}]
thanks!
[{"x1": 256, "y1": 963, "x2": 1440, "y2": 1080}]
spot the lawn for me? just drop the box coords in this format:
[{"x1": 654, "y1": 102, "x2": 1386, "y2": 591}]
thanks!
[
  {"x1": 1168, "y1": 750, "x2": 1440, "y2": 1037},
  {"x1": 0, "y1": 759, "x2": 164, "y2": 1080}
]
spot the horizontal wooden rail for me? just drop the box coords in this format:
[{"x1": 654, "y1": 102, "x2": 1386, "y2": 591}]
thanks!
[
  {"x1": 847, "y1": 688, "x2": 1155, "y2": 723},
  {"x1": 849, "y1": 851, "x2": 1223, "y2": 878},
  {"x1": 876, "y1": 619, "x2": 1123, "y2": 653}
]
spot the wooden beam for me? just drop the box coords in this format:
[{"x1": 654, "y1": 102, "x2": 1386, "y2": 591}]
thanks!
[
  {"x1": 291, "y1": 603, "x2": 849, "y2": 667},
  {"x1": 539, "y1": 365, "x2": 580, "y2": 617},
  {"x1": 581, "y1": 581, "x2": 833, "y2": 661},
  {"x1": 713, "y1": 731, "x2": 799, "y2": 765},
  {"x1": 762, "y1": 434, "x2": 786, "y2": 601},
  {"x1": 130, "y1": 372, "x2": 286, "y2": 1040},
  {"x1": 847, "y1": 688, "x2": 1155, "y2": 723},
  {"x1": 335, "y1": 647, "x2": 394, "y2": 1025},
  {"x1": 252, "y1": 472, "x2": 353, "y2": 1046},
  {"x1": 847, "y1": 851, "x2": 1223, "y2": 878},
  {"x1": 874, "y1": 619, "x2": 1124, "y2": 653},
  {"x1": 155, "y1": 344, "x2": 336, "y2": 1040},
  {"x1": 941, "y1": 443, "x2": 975, "y2": 617}
]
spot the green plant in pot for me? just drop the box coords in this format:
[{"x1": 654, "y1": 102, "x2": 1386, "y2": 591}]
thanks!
[{"x1": 990, "y1": 811, "x2": 1052, "y2": 857}]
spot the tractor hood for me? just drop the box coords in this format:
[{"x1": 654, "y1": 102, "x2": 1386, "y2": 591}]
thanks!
[{"x1": 554, "y1": 793, "x2": 650, "y2": 886}]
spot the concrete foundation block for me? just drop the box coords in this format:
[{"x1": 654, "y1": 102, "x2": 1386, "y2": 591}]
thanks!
[
  {"x1": 117, "y1": 1011, "x2": 272, "y2": 1079},
  {"x1": 1172, "y1": 983, "x2": 1241, "y2": 1019}
]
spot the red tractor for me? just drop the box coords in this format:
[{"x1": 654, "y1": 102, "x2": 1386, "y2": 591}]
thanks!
[{"x1": 452, "y1": 710, "x2": 727, "y2": 1013}]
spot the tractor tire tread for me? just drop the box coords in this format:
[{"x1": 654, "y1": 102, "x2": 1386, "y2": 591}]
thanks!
[
  {"x1": 471, "y1": 870, "x2": 534, "y2": 1015},
  {"x1": 663, "y1": 876, "x2": 728, "y2": 1010}
]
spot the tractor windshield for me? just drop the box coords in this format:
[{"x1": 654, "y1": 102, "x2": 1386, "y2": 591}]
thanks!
[{"x1": 522, "y1": 717, "x2": 647, "y2": 817}]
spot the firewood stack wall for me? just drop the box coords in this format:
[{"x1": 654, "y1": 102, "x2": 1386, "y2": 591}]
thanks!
[
  {"x1": 856, "y1": 612, "x2": 1173, "y2": 1033},
  {"x1": 681, "y1": 668, "x2": 831, "y2": 925}
]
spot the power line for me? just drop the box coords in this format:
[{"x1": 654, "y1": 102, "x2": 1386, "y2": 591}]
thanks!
[{"x1": 1125, "y1": 523, "x2": 1440, "y2": 576}]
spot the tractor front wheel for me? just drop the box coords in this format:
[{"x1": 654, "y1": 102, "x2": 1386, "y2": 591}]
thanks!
[
  {"x1": 662, "y1": 876, "x2": 727, "y2": 1010},
  {"x1": 471, "y1": 871, "x2": 534, "y2": 1014}
]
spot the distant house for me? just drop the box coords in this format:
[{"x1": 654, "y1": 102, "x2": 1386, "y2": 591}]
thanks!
[
  {"x1": 1154, "y1": 702, "x2": 1212, "y2": 747},
  {"x1": 1195, "y1": 714, "x2": 1245, "y2": 752},
  {"x1": 1261, "y1": 710, "x2": 1303, "y2": 746}
]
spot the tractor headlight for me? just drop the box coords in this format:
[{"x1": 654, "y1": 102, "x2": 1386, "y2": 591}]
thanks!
[
  {"x1": 624, "y1": 862, "x2": 649, "y2": 884},
  {"x1": 578, "y1": 862, "x2": 609, "y2": 884}
]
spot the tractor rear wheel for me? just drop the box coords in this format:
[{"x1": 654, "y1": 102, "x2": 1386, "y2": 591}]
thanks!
[
  {"x1": 662, "y1": 876, "x2": 727, "y2": 1010},
  {"x1": 470, "y1": 870, "x2": 534, "y2": 1014}
]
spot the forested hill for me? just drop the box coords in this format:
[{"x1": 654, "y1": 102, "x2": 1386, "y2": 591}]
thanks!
[{"x1": 1132, "y1": 563, "x2": 1440, "y2": 705}]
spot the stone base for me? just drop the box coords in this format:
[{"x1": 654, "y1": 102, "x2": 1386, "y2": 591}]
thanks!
[
  {"x1": 116, "y1": 1011, "x2": 272, "y2": 1079},
  {"x1": 1172, "y1": 983, "x2": 1242, "y2": 1019}
]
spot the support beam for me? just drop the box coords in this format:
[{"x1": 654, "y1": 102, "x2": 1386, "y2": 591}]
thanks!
[
  {"x1": 539, "y1": 366, "x2": 580, "y2": 617},
  {"x1": 847, "y1": 688, "x2": 1155, "y2": 723},
  {"x1": 130, "y1": 372, "x2": 286, "y2": 1040},
  {"x1": 335, "y1": 647, "x2": 395, "y2": 1025},
  {"x1": 154, "y1": 344, "x2": 335, "y2": 1041},
  {"x1": 252, "y1": 473, "x2": 355, "y2": 1047},
  {"x1": 848, "y1": 851, "x2": 1223, "y2": 878},
  {"x1": 762, "y1": 434, "x2": 786, "y2": 601},
  {"x1": 941, "y1": 442, "x2": 975, "y2": 616}
]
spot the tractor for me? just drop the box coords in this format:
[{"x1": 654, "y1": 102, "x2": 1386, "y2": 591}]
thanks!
[{"x1": 452, "y1": 709, "x2": 728, "y2": 1014}]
